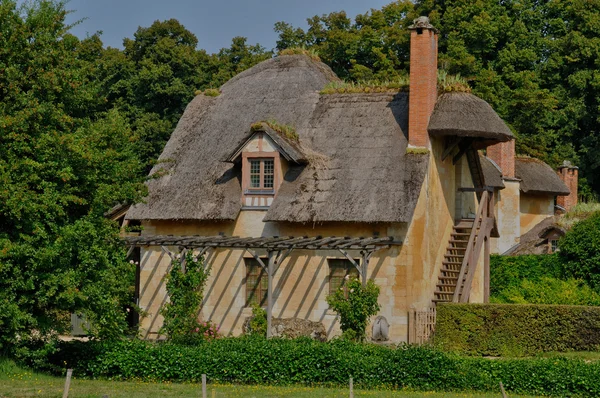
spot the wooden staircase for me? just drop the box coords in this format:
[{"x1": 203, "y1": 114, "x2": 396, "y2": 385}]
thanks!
[
  {"x1": 433, "y1": 219, "x2": 474, "y2": 304},
  {"x1": 432, "y1": 189, "x2": 495, "y2": 305}
]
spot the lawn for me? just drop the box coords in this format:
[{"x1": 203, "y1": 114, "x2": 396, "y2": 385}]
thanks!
[{"x1": 0, "y1": 359, "x2": 537, "y2": 398}]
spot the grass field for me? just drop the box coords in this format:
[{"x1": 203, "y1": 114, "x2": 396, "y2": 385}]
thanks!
[{"x1": 0, "y1": 359, "x2": 537, "y2": 398}]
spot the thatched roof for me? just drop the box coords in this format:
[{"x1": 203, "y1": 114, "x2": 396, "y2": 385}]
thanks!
[
  {"x1": 428, "y1": 92, "x2": 514, "y2": 143},
  {"x1": 127, "y1": 55, "x2": 512, "y2": 223},
  {"x1": 127, "y1": 55, "x2": 428, "y2": 223},
  {"x1": 515, "y1": 157, "x2": 570, "y2": 195},
  {"x1": 127, "y1": 55, "x2": 336, "y2": 221},
  {"x1": 479, "y1": 154, "x2": 505, "y2": 189},
  {"x1": 264, "y1": 93, "x2": 429, "y2": 223},
  {"x1": 504, "y1": 216, "x2": 565, "y2": 256},
  {"x1": 225, "y1": 122, "x2": 306, "y2": 164}
]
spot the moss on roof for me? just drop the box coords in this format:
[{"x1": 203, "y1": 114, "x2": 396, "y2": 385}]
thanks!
[{"x1": 278, "y1": 47, "x2": 321, "y2": 62}]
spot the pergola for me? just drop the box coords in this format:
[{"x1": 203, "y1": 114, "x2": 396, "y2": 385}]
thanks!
[{"x1": 124, "y1": 235, "x2": 401, "y2": 337}]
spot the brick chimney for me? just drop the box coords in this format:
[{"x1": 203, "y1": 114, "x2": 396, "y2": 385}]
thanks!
[
  {"x1": 557, "y1": 161, "x2": 578, "y2": 211},
  {"x1": 408, "y1": 16, "x2": 438, "y2": 148},
  {"x1": 487, "y1": 140, "x2": 515, "y2": 178}
]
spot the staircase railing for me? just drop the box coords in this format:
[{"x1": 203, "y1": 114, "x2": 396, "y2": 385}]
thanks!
[{"x1": 452, "y1": 188, "x2": 495, "y2": 302}]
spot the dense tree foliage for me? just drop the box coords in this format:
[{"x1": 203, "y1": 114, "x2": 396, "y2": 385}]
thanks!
[
  {"x1": 0, "y1": 0, "x2": 145, "y2": 345},
  {"x1": 559, "y1": 212, "x2": 600, "y2": 291},
  {"x1": 0, "y1": 0, "x2": 271, "y2": 346},
  {"x1": 275, "y1": 1, "x2": 418, "y2": 81}
]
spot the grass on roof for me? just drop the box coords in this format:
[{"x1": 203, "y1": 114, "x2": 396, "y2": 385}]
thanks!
[
  {"x1": 252, "y1": 119, "x2": 299, "y2": 142},
  {"x1": 437, "y1": 70, "x2": 472, "y2": 93},
  {"x1": 320, "y1": 78, "x2": 410, "y2": 95},
  {"x1": 557, "y1": 202, "x2": 600, "y2": 229},
  {"x1": 195, "y1": 88, "x2": 221, "y2": 97},
  {"x1": 406, "y1": 147, "x2": 430, "y2": 155},
  {"x1": 278, "y1": 47, "x2": 321, "y2": 62},
  {"x1": 320, "y1": 71, "x2": 471, "y2": 95}
]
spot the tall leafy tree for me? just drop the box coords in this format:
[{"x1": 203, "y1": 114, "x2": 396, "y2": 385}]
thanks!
[
  {"x1": 275, "y1": 1, "x2": 419, "y2": 81},
  {"x1": 0, "y1": 0, "x2": 145, "y2": 346}
]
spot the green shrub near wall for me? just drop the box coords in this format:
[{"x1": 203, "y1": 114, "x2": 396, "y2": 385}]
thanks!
[
  {"x1": 17, "y1": 337, "x2": 600, "y2": 397},
  {"x1": 490, "y1": 254, "x2": 562, "y2": 296},
  {"x1": 434, "y1": 303, "x2": 600, "y2": 356}
]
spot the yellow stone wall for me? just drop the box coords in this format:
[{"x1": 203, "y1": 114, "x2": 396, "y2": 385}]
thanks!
[
  {"x1": 137, "y1": 139, "x2": 486, "y2": 342},
  {"x1": 520, "y1": 194, "x2": 554, "y2": 235},
  {"x1": 491, "y1": 180, "x2": 521, "y2": 254}
]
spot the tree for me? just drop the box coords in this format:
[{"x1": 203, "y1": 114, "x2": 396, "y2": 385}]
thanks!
[
  {"x1": 0, "y1": 0, "x2": 145, "y2": 347},
  {"x1": 558, "y1": 212, "x2": 600, "y2": 292},
  {"x1": 275, "y1": 1, "x2": 419, "y2": 81}
]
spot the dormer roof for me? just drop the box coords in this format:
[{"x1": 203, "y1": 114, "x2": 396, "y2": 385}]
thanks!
[{"x1": 224, "y1": 122, "x2": 307, "y2": 164}]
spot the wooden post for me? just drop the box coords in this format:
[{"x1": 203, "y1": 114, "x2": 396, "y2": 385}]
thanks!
[
  {"x1": 266, "y1": 251, "x2": 276, "y2": 339},
  {"x1": 484, "y1": 236, "x2": 490, "y2": 303},
  {"x1": 202, "y1": 374, "x2": 207, "y2": 398},
  {"x1": 500, "y1": 381, "x2": 508, "y2": 398},
  {"x1": 62, "y1": 369, "x2": 73, "y2": 398},
  {"x1": 361, "y1": 251, "x2": 370, "y2": 287},
  {"x1": 349, "y1": 377, "x2": 354, "y2": 398}
]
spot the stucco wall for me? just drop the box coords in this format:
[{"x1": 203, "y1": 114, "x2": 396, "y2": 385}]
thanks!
[
  {"x1": 520, "y1": 194, "x2": 554, "y2": 235},
  {"x1": 492, "y1": 180, "x2": 521, "y2": 254},
  {"x1": 136, "y1": 138, "x2": 486, "y2": 342},
  {"x1": 138, "y1": 217, "x2": 406, "y2": 340}
]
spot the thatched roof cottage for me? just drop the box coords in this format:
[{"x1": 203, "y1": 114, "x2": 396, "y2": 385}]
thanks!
[{"x1": 124, "y1": 17, "x2": 572, "y2": 342}]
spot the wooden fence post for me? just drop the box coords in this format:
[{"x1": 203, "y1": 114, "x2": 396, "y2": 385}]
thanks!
[
  {"x1": 202, "y1": 374, "x2": 207, "y2": 398},
  {"x1": 500, "y1": 381, "x2": 508, "y2": 398},
  {"x1": 62, "y1": 369, "x2": 73, "y2": 398},
  {"x1": 349, "y1": 377, "x2": 354, "y2": 398}
]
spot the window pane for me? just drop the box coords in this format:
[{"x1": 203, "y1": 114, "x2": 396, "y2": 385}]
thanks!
[
  {"x1": 245, "y1": 258, "x2": 267, "y2": 307},
  {"x1": 328, "y1": 259, "x2": 360, "y2": 295},
  {"x1": 250, "y1": 160, "x2": 260, "y2": 188},
  {"x1": 250, "y1": 160, "x2": 261, "y2": 174},
  {"x1": 263, "y1": 159, "x2": 274, "y2": 188}
]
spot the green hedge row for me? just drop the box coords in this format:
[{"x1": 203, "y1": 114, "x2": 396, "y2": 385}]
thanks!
[
  {"x1": 434, "y1": 303, "x2": 600, "y2": 356},
  {"x1": 19, "y1": 337, "x2": 600, "y2": 397}
]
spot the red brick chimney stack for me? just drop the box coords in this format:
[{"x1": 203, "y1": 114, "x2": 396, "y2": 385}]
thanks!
[
  {"x1": 408, "y1": 16, "x2": 438, "y2": 148},
  {"x1": 487, "y1": 140, "x2": 515, "y2": 178},
  {"x1": 557, "y1": 161, "x2": 578, "y2": 211}
]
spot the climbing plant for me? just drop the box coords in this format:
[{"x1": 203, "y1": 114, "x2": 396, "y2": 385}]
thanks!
[
  {"x1": 160, "y1": 251, "x2": 216, "y2": 343},
  {"x1": 326, "y1": 277, "x2": 380, "y2": 342}
]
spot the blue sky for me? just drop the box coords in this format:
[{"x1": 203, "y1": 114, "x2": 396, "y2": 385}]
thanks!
[{"x1": 57, "y1": 0, "x2": 393, "y2": 54}]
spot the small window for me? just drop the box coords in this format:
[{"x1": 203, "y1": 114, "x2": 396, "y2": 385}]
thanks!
[
  {"x1": 245, "y1": 258, "x2": 267, "y2": 306},
  {"x1": 329, "y1": 259, "x2": 359, "y2": 295},
  {"x1": 550, "y1": 239, "x2": 559, "y2": 253},
  {"x1": 248, "y1": 158, "x2": 274, "y2": 191}
]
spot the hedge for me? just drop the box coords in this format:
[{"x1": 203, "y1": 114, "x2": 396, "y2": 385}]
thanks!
[
  {"x1": 17, "y1": 337, "x2": 600, "y2": 397},
  {"x1": 434, "y1": 303, "x2": 600, "y2": 356}
]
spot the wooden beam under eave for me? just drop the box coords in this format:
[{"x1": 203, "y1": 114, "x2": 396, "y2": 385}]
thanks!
[
  {"x1": 452, "y1": 138, "x2": 474, "y2": 165},
  {"x1": 442, "y1": 137, "x2": 463, "y2": 161}
]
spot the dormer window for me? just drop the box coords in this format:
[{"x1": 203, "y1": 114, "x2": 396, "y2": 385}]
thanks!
[
  {"x1": 224, "y1": 121, "x2": 308, "y2": 210},
  {"x1": 249, "y1": 159, "x2": 274, "y2": 190}
]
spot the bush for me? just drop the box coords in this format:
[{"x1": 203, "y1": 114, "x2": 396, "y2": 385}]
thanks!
[
  {"x1": 434, "y1": 303, "x2": 600, "y2": 356},
  {"x1": 492, "y1": 277, "x2": 600, "y2": 306},
  {"x1": 490, "y1": 254, "x2": 562, "y2": 296},
  {"x1": 160, "y1": 251, "x2": 212, "y2": 344},
  {"x1": 20, "y1": 338, "x2": 600, "y2": 396},
  {"x1": 245, "y1": 305, "x2": 267, "y2": 337},
  {"x1": 559, "y1": 212, "x2": 600, "y2": 291},
  {"x1": 326, "y1": 278, "x2": 380, "y2": 341}
]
